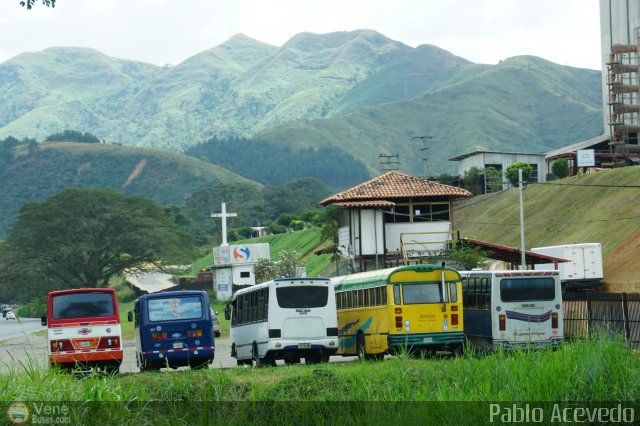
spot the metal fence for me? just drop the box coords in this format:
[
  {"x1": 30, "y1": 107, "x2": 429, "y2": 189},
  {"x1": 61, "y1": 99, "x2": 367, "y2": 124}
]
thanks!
[{"x1": 563, "y1": 292, "x2": 640, "y2": 348}]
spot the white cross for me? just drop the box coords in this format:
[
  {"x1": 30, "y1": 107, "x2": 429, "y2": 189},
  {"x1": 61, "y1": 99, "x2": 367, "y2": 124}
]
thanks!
[{"x1": 211, "y1": 202, "x2": 237, "y2": 246}]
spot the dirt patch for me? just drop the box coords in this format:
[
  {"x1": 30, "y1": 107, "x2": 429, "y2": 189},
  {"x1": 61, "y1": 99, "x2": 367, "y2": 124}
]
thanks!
[{"x1": 603, "y1": 228, "x2": 640, "y2": 292}]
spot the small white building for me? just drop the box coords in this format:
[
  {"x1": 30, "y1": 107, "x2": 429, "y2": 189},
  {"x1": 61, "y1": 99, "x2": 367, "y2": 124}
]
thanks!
[
  {"x1": 449, "y1": 150, "x2": 547, "y2": 192},
  {"x1": 320, "y1": 171, "x2": 472, "y2": 271},
  {"x1": 212, "y1": 243, "x2": 270, "y2": 300}
]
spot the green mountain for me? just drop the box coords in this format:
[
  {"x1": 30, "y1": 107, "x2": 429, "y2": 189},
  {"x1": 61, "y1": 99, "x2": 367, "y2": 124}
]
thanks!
[
  {"x1": 0, "y1": 141, "x2": 259, "y2": 236},
  {"x1": 256, "y1": 55, "x2": 602, "y2": 176},
  {"x1": 0, "y1": 30, "x2": 602, "y2": 180}
]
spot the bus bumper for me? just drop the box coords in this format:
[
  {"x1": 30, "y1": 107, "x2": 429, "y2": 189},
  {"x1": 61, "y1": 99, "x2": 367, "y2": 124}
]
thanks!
[
  {"x1": 494, "y1": 338, "x2": 564, "y2": 350},
  {"x1": 388, "y1": 332, "x2": 464, "y2": 350},
  {"x1": 267, "y1": 338, "x2": 339, "y2": 358},
  {"x1": 49, "y1": 350, "x2": 124, "y2": 365},
  {"x1": 141, "y1": 346, "x2": 215, "y2": 366}
]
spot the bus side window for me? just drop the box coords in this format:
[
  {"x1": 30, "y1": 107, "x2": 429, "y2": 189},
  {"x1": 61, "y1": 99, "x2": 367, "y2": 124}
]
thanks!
[
  {"x1": 251, "y1": 291, "x2": 257, "y2": 323},
  {"x1": 393, "y1": 285, "x2": 401, "y2": 305},
  {"x1": 449, "y1": 282, "x2": 458, "y2": 303},
  {"x1": 481, "y1": 278, "x2": 490, "y2": 308},
  {"x1": 241, "y1": 295, "x2": 249, "y2": 325},
  {"x1": 347, "y1": 291, "x2": 353, "y2": 309},
  {"x1": 257, "y1": 290, "x2": 264, "y2": 320},
  {"x1": 231, "y1": 299, "x2": 237, "y2": 326}
]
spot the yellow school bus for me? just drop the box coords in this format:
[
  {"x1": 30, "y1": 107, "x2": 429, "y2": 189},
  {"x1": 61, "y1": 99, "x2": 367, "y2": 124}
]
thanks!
[{"x1": 331, "y1": 264, "x2": 463, "y2": 359}]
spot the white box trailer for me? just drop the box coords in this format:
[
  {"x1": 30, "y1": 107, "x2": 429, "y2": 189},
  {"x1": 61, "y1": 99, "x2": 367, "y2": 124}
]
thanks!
[{"x1": 532, "y1": 243, "x2": 603, "y2": 291}]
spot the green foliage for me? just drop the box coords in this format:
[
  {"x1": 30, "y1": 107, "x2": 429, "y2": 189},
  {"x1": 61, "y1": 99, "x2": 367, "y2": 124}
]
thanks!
[
  {"x1": 254, "y1": 249, "x2": 304, "y2": 283},
  {"x1": 505, "y1": 162, "x2": 532, "y2": 187},
  {"x1": 45, "y1": 129, "x2": 100, "y2": 143},
  {"x1": 449, "y1": 245, "x2": 488, "y2": 269},
  {"x1": 0, "y1": 189, "x2": 194, "y2": 301},
  {"x1": 16, "y1": 296, "x2": 47, "y2": 318},
  {"x1": 462, "y1": 167, "x2": 484, "y2": 195},
  {"x1": 552, "y1": 157, "x2": 569, "y2": 179},
  {"x1": 484, "y1": 166, "x2": 503, "y2": 192}
]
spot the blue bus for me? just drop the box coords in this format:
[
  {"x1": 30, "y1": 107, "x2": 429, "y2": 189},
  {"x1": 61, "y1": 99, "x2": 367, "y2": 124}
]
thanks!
[{"x1": 128, "y1": 290, "x2": 215, "y2": 371}]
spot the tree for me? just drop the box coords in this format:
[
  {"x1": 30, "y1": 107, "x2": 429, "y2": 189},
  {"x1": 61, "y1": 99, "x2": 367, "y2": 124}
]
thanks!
[
  {"x1": 253, "y1": 250, "x2": 304, "y2": 283},
  {"x1": 462, "y1": 167, "x2": 484, "y2": 195},
  {"x1": 449, "y1": 245, "x2": 488, "y2": 270},
  {"x1": 0, "y1": 189, "x2": 193, "y2": 298},
  {"x1": 484, "y1": 167, "x2": 503, "y2": 192},
  {"x1": 505, "y1": 162, "x2": 532, "y2": 187},
  {"x1": 20, "y1": 0, "x2": 55, "y2": 8},
  {"x1": 552, "y1": 158, "x2": 569, "y2": 179}
]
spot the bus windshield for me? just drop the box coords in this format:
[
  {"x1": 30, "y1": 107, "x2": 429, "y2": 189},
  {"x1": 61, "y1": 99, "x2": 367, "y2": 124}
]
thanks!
[
  {"x1": 52, "y1": 292, "x2": 115, "y2": 319},
  {"x1": 276, "y1": 286, "x2": 328, "y2": 308},
  {"x1": 148, "y1": 296, "x2": 204, "y2": 322},
  {"x1": 402, "y1": 283, "x2": 445, "y2": 304},
  {"x1": 500, "y1": 278, "x2": 556, "y2": 302}
]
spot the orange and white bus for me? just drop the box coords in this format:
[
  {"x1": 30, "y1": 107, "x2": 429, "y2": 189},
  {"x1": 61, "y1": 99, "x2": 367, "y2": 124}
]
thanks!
[{"x1": 41, "y1": 288, "x2": 123, "y2": 373}]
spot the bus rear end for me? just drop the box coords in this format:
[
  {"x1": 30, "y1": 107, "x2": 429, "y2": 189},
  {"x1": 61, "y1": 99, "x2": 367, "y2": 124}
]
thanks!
[
  {"x1": 387, "y1": 266, "x2": 464, "y2": 354},
  {"x1": 133, "y1": 290, "x2": 215, "y2": 370},
  {"x1": 267, "y1": 278, "x2": 339, "y2": 364},
  {"x1": 43, "y1": 288, "x2": 123, "y2": 373},
  {"x1": 493, "y1": 271, "x2": 563, "y2": 349}
]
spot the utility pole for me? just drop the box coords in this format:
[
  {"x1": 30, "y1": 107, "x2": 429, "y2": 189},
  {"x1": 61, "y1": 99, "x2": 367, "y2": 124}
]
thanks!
[
  {"x1": 519, "y1": 169, "x2": 526, "y2": 270},
  {"x1": 412, "y1": 136, "x2": 433, "y2": 177}
]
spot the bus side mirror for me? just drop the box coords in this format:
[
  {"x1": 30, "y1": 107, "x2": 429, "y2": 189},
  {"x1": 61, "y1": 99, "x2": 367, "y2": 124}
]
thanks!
[
  {"x1": 41, "y1": 316, "x2": 47, "y2": 326},
  {"x1": 224, "y1": 305, "x2": 231, "y2": 321},
  {"x1": 127, "y1": 311, "x2": 133, "y2": 322}
]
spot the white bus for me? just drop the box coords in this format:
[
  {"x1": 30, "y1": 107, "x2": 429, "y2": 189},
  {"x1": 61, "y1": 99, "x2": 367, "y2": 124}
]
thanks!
[
  {"x1": 224, "y1": 277, "x2": 338, "y2": 366},
  {"x1": 461, "y1": 270, "x2": 563, "y2": 351}
]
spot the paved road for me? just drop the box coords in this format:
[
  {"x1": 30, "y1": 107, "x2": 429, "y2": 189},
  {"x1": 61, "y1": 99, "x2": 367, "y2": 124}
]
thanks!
[
  {"x1": 2, "y1": 330, "x2": 356, "y2": 373},
  {"x1": 0, "y1": 317, "x2": 45, "y2": 341}
]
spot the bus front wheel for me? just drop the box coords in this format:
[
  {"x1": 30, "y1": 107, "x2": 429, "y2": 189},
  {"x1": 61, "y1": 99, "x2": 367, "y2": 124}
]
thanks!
[{"x1": 356, "y1": 333, "x2": 366, "y2": 361}]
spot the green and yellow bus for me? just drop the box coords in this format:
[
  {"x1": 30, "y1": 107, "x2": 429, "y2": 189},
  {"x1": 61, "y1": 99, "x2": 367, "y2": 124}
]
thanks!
[{"x1": 331, "y1": 264, "x2": 463, "y2": 359}]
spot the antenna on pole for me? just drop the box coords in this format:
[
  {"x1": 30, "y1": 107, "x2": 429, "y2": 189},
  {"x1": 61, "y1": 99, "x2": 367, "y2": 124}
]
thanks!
[
  {"x1": 412, "y1": 136, "x2": 433, "y2": 177},
  {"x1": 379, "y1": 153, "x2": 400, "y2": 172}
]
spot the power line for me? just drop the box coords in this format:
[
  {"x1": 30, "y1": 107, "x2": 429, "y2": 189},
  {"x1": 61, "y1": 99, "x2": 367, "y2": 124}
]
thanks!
[
  {"x1": 457, "y1": 214, "x2": 640, "y2": 226},
  {"x1": 540, "y1": 182, "x2": 640, "y2": 188}
]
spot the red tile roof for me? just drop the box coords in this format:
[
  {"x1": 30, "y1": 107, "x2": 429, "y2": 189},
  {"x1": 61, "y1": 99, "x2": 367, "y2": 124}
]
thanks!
[{"x1": 321, "y1": 171, "x2": 472, "y2": 205}]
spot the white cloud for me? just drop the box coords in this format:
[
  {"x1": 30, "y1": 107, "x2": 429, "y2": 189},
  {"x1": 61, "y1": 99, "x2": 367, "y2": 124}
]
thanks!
[{"x1": 0, "y1": 0, "x2": 601, "y2": 69}]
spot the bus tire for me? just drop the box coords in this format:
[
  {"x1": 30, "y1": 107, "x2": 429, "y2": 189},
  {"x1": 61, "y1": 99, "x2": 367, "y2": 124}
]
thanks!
[
  {"x1": 252, "y1": 342, "x2": 264, "y2": 367},
  {"x1": 284, "y1": 353, "x2": 300, "y2": 365},
  {"x1": 356, "y1": 333, "x2": 366, "y2": 361}
]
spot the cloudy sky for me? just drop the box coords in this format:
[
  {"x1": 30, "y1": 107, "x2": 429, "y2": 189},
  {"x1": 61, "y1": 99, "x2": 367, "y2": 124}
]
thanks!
[{"x1": 0, "y1": 0, "x2": 602, "y2": 69}]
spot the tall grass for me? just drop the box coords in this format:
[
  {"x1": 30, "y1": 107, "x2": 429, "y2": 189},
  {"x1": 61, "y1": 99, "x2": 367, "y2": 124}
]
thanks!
[{"x1": 1, "y1": 336, "x2": 637, "y2": 424}]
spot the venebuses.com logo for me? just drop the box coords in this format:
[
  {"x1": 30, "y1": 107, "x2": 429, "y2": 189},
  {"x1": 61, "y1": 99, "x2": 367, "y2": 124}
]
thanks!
[
  {"x1": 6, "y1": 401, "x2": 71, "y2": 425},
  {"x1": 6, "y1": 402, "x2": 29, "y2": 425}
]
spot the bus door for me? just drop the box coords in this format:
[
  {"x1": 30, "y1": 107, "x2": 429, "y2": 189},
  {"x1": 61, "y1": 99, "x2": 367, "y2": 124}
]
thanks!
[{"x1": 494, "y1": 275, "x2": 561, "y2": 345}]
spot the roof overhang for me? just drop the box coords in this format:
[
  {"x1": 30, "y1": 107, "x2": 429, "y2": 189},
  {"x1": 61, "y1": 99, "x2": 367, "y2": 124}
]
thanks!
[{"x1": 459, "y1": 238, "x2": 570, "y2": 266}]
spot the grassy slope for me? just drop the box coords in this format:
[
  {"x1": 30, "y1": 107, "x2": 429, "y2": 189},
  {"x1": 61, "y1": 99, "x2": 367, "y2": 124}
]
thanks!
[
  {"x1": 187, "y1": 229, "x2": 334, "y2": 280},
  {"x1": 454, "y1": 166, "x2": 640, "y2": 289}
]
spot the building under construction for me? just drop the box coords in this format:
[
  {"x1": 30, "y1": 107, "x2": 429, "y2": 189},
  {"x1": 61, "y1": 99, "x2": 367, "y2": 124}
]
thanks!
[{"x1": 601, "y1": 0, "x2": 640, "y2": 163}]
